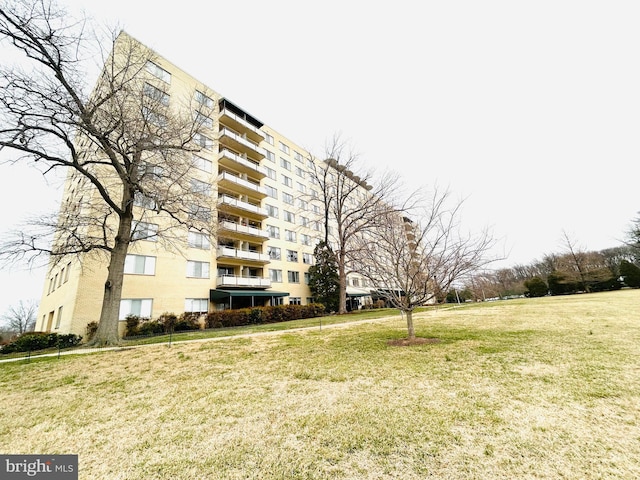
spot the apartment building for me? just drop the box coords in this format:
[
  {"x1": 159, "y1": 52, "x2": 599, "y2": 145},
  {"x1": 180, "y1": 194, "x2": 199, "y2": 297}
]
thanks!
[{"x1": 35, "y1": 33, "x2": 370, "y2": 336}]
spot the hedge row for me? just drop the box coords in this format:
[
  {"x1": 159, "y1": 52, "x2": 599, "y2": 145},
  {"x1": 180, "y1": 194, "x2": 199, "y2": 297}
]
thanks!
[
  {"x1": 205, "y1": 304, "x2": 326, "y2": 329},
  {"x1": 0, "y1": 332, "x2": 83, "y2": 354},
  {"x1": 125, "y1": 312, "x2": 201, "y2": 337}
]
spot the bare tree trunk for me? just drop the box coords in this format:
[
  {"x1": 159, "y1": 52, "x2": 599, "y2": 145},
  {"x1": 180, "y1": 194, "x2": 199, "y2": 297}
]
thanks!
[
  {"x1": 405, "y1": 309, "x2": 415, "y2": 340},
  {"x1": 91, "y1": 210, "x2": 133, "y2": 346},
  {"x1": 338, "y1": 249, "x2": 347, "y2": 314}
]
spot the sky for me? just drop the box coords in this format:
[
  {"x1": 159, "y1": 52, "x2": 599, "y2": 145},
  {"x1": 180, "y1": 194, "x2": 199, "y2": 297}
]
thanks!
[{"x1": 1, "y1": 0, "x2": 639, "y2": 314}]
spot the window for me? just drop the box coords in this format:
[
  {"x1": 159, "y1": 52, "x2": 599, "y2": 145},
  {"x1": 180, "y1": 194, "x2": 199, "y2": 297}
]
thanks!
[
  {"x1": 307, "y1": 159, "x2": 315, "y2": 169},
  {"x1": 287, "y1": 271, "x2": 300, "y2": 283},
  {"x1": 281, "y1": 175, "x2": 292, "y2": 187},
  {"x1": 303, "y1": 252, "x2": 313, "y2": 264},
  {"x1": 195, "y1": 90, "x2": 214, "y2": 107},
  {"x1": 138, "y1": 162, "x2": 163, "y2": 180},
  {"x1": 295, "y1": 166, "x2": 305, "y2": 178},
  {"x1": 146, "y1": 61, "x2": 171, "y2": 83},
  {"x1": 297, "y1": 199, "x2": 307, "y2": 211},
  {"x1": 119, "y1": 299, "x2": 153, "y2": 320},
  {"x1": 299, "y1": 216, "x2": 309, "y2": 227},
  {"x1": 266, "y1": 225, "x2": 280, "y2": 239},
  {"x1": 280, "y1": 158, "x2": 291, "y2": 171},
  {"x1": 188, "y1": 231, "x2": 211, "y2": 249},
  {"x1": 269, "y1": 269, "x2": 283, "y2": 282},
  {"x1": 304, "y1": 273, "x2": 311, "y2": 285},
  {"x1": 55, "y1": 306, "x2": 63, "y2": 329},
  {"x1": 313, "y1": 204, "x2": 321, "y2": 215},
  {"x1": 265, "y1": 133, "x2": 274, "y2": 145},
  {"x1": 185, "y1": 298, "x2": 208, "y2": 313},
  {"x1": 301, "y1": 234, "x2": 311, "y2": 246},
  {"x1": 193, "y1": 154, "x2": 212, "y2": 173},
  {"x1": 189, "y1": 204, "x2": 211, "y2": 222},
  {"x1": 191, "y1": 178, "x2": 212, "y2": 196},
  {"x1": 284, "y1": 210, "x2": 295, "y2": 223},
  {"x1": 289, "y1": 297, "x2": 301, "y2": 305},
  {"x1": 265, "y1": 185, "x2": 278, "y2": 199},
  {"x1": 279, "y1": 141, "x2": 290, "y2": 154},
  {"x1": 296, "y1": 182, "x2": 306, "y2": 194},
  {"x1": 265, "y1": 150, "x2": 275, "y2": 162},
  {"x1": 124, "y1": 255, "x2": 156, "y2": 275},
  {"x1": 267, "y1": 246, "x2": 281, "y2": 260},
  {"x1": 187, "y1": 261, "x2": 210, "y2": 278},
  {"x1": 194, "y1": 111, "x2": 213, "y2": 129},
  {"x1": 194, "y1": 133, "x2": 213, "y2": 150},
  {"x1": 294, "y1": 151, "x2": 303, "y2": 162},
  {"x1": 265, "y1": 204, "x2": 279, "y2": 217},
  {"x1": 64, "y1": 262, "x2": 71, "y2": 282},
  {"x1": 265, "y1": 166, "x2": 276, "y2": 180},
  {"x1": 285, "y1": 230, "x2": 297, "y2": 242},
  {"x1": 352, "y1": 278, "x2": 360, "y2": 287},
  {"x1": 286, "y1": 250, "x2": 298, "y2": 262},
  {"x1": 282, "y1": 192, "x2": 294, "y2": 205},
  {"x1": 132, "y1": 222, "x2": 158, "y2": 241},
  {"x1": 143, "y1": 83, "x2": 170, "y2": 106}
]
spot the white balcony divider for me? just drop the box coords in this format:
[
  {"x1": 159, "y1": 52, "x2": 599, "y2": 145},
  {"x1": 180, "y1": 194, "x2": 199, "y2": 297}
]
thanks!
[{"x1": 216, "y1": 247, "x2": 269, "y2": 262}]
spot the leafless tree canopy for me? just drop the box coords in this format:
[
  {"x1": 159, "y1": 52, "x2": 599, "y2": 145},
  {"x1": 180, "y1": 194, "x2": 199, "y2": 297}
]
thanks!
[
  {"x1": 1, "y1": 299, "x2": 37, "y2": 335},
  {"x1": 356, "y1": 188, "x2": 497, "y2": 339},
  {"x1": 0, "y1": 0, "x2": 215, "y2": 345},
  {"x1": 305, "y1": 134, "x2": 413, "y2": 314}
]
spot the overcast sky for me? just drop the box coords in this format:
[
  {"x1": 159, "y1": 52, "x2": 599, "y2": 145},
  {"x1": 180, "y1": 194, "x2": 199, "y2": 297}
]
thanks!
[{"x1": 1, "y1": 0, "x2": 639, "y2": 314}]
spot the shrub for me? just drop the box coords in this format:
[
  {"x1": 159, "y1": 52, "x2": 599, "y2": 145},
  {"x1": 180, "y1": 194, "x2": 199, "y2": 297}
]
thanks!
[
  {"x1": 137, "y1": 319, "x2": 163, "y2": 336},
  {"x1": 205, "y1": 304, "x2": 326, "y2": 329},
  {"x1": 620, "y1": 260, "x2": 640, "y2": 287},
  {"x1": 0, "y1": 332, "x2": 82, "y2": 354},
  {"x1": 174, "y1": 313, "x2": 201, "y2": 332},
  {"x1": 125, "y1": 315, "x2": 141, "y2": 336},
  {"x1": 524, "y1": 277, "x2": 548, "y2": 297}
]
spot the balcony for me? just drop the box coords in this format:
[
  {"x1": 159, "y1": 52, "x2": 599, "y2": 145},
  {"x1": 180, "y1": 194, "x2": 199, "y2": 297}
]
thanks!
[
  {"x1": 216, "y1": 275, "x2": 271, "y2": 288},
  {"x1": 217, "y1": 246, "x2": 270, "y2": 264},
  {"x1": 219, "y1": 127, "x2": 265, "y2": 160},
  {"x1": 219, "y1": 149, "x2": 266, "y2": 179},
  {"x1": 218, "y1": 220, "x2": 269, "y2": 240},
  {"x1": 217, "y1": 171, "x2": 267, "y2": 198},
  {"x1": 217, "y1": 194, "x2": 267, "y2": 219},
  {"x1": 219, "y1": 108, "x2": 265, "y2": 144}
]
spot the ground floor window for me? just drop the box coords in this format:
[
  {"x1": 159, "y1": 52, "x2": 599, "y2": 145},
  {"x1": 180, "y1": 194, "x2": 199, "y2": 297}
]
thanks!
[
  {"x1": 289, "y1": 297, "x2": 301, "y2": 305},
  {"x1": 119, "y1": 299, "x2": 153, "y2": 320},
  {"x1": 185, "y1": 298, "x2": 208, "y2": 313}
]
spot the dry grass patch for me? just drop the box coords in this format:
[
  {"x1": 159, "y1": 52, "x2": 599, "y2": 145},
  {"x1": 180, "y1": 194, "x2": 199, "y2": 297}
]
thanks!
[{"x1": 1, "y1": 290, "x2": 640, "y2": 479}]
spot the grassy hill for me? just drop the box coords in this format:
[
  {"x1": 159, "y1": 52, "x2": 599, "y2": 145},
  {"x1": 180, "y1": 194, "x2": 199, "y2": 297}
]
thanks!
[{"x1": 1, "y1": 290, "x2": 639, "y2": 479}]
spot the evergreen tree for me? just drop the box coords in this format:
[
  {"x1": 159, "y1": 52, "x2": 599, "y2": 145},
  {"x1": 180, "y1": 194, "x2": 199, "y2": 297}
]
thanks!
[
  {"x1": 524, "y1": 277, "x2": 548, "y2": 297},
  {"x1": 308, "y1": 242, "x2": 340, "y2": 312},
  {"x1": 620, "y1": 260, "x2": 640, "y2": 287}
]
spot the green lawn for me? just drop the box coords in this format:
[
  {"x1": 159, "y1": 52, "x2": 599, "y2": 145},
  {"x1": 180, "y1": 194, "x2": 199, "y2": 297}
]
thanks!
[{"x1": 1, "y1": 290, "x2": 639, "y2": 479}]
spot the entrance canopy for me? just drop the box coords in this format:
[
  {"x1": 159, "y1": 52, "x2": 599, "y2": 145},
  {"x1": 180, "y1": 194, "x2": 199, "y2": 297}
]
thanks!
[{"x1": 209, "y1": 289, "x2": 290, "y2": 310}]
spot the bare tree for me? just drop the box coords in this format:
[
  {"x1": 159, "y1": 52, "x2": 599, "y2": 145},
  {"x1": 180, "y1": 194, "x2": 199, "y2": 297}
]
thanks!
[
  {"x1": 1, "y1": 300, "x2": 37, "y2": 335},
  {"x1": 0, "y1": 1, "x2": 215, "y2": 345},
  {"x1": 357, "y1": 188, "x2": 497, "y2": 339},
  {"x1": 306, "y1": 135, "x2": 409, "y2": 314}
]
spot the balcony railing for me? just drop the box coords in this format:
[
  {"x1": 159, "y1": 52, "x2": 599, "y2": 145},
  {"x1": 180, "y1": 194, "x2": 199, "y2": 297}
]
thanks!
[
  {"x1": 217, "y1": 171, "x2": 266, "y2": 195},
  {"x1": 219, "y1": 127, "x2": 265, "y2": 157},
  {"x1": 217, "y1": 246, "x2": 270, "y2": 263},
  {"x1": 217, "y1": 194, "x2": 267, "y2": 217},
  {"x1": 218, "y1": 220, "x2": 269, "y2": 238},
  {"x1": 219, "y1": 108, "x2": 265, "y2": 140},
  {"x1": 219, "y1": 149, "x2": 267, "y2": 177},
  {"x1": 216, "y1": 275, "x2": 271, "y2": 288}
]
